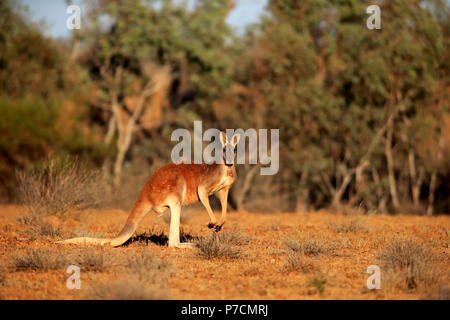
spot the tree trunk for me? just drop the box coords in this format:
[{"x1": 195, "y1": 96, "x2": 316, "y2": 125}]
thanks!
[
  {"x1": 331, "y1": 172, "x2": 353, "y2": 208},
  {"x1": 235, "y1": 165, "x2": 259, "y2": 211},
  {"x1": 427, "y1": 171, "x2": 437, "y2": 216},
  {"x1": 113, "y1": 81, "x2": 155, "y2": 187},
  {"x1": 104, "y1": 116, "x2": 116, "y2": 145},
  {"x1": 408, "y1": 149, "x2": 424, "y2": 211},
  {"x1": 323, "y1": 108, "x2": 399, "y2": 210},
  {"x1": 385, "y1": 118, "x2": 400, "y2": 211},
  {"x1": 295, "y1": 171, "x2": 309, "y2": 213},
  {"x1": 371, "y1": 167, "x2": 387, "y2": 213}
]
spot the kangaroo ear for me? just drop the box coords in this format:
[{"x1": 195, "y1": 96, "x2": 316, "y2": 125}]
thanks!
[
  {"x1": 232, "y1": 133, "x2": 240, "y2": 147},
  {"x1": 219, "y1": 131, "x2": 227, "y2": 147}
]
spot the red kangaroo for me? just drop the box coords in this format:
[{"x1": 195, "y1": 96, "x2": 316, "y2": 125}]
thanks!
[{"x1": 58, "y1": 132, "x2": 240, "y2": 248}]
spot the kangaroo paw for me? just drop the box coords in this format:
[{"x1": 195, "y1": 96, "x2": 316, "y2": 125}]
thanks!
[
  {"x1": 214, "y1": 224, "x2": 223, "y2": 232},
  {"x1": 207, "y1": 222, "x2": 216, "y2": 229}
]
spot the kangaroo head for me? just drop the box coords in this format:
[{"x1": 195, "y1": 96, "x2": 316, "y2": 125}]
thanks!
[{"x1": 219, "y1": 131, "x2": 240, "y2": 166}]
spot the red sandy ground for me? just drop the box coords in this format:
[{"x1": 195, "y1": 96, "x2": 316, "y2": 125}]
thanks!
[{"x1": 0, "y1": 204, "x2": 448, "y2": 299}]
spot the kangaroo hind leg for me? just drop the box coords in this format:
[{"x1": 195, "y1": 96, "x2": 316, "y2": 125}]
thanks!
[{"x1": 167, "y1": 200, "x2": 194, "y2": 249}]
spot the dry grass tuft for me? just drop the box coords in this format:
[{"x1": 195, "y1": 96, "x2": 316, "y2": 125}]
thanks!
[
  {"x1": 380, "y1": 240, "x2": 443, "y2": 292},
  {"x1": 34, "y1": 222, "x2": 65, "y2": 238},
  {"x1": 195, "y1": 232, "x2": 244, "y2": 259},
  {"x1": 86, "y1": 275, "x2": 169, "y2": 300},
  {"x1": 72, "y1": 247, "x2": 118, "y2": 271},
  {"x1": 16, "y1": 158, "x2": 109, "y2": 217},
  {"x1": 86, "y1": 249, "x2": 173, "y2": 300},
  {"x1": 306, "y1": 274, "x2": 327, "y2": 296},
  {"x1": 9, "y1": 247, "x2": 118, "y2": 273},
  {"x1": 283, "y1": 252, "x2": 317, "y2": 273},
  {"x1": 17, "y1": 213, "x2": 74, "y2": 240},
  {"x1": 216, "y1": 230, "x2": 250, "y2": 246},
  {"x1": 10, "y1": 248, "x2": 69, "y2": 271},
  {"x1": 286, "y1": 238, "x2": 333, "y2": 256},
  {"x1": 329, "y1": 218, "x2": 367, "y2": 233},
  {"x1": 32, "y1": 221, "x2": 68, "y2": 239},
  {"x1": 125, "y1": 249, "x2": 174, "y2": 283}
]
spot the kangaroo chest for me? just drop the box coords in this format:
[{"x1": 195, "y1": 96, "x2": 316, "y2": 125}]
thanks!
[{"x1": 208, "y1": 166, "x2": 236, "y2": 195}]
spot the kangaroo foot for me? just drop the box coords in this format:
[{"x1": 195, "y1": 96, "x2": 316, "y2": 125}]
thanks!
[{"x1": 207, "y1": 222, "x2": 217, "y2": 229}]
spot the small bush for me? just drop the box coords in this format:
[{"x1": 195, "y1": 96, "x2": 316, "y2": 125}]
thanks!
[
  {"x1": 329, "y1": 219, "x2": 367, "y2": 233},
  {"x1": 35, "y1": 222, "x2": 65, "y2": 238},
  {"x1": 17, "y1": 212, "x2": 71, "y2": 240},
  {"x1": 380, "y1": 240, "x2": 443, "y2": 291},
  {"x1": 73, "y1": 247, "x2": 117, "y2": 271},
  {"x1": 284, "y1": 253, "x2": 317, "y2": 273},
  {"x1": 86, "y1": 275, "x2": 169, "y2": 300},
  {"x1": 215, "y1": 230, "x2": 250, "y2": 246},
  {"x1": 195, "y1": 232, "x2": 242, "y2": 259},
  {"x1": 126, "y1": 249, "x2": 174, "y2": 283},
  {"x1": 16, "y1": 158, "x2": 109, "y2": 217},
  {"x1": 306, "y1": 274, "x2": 327, "y2": 296},
  {"x1": 86, "y1": 249, "x2": 173, "y2": 300},
  {"x1": 17, "y1": 212, "x2": 43, "y2": 226},
  {"x1": 10, "y1": 248, "x2": 69, "y2": 271},
  {"x1": 286, "y1": 238, "x2": 333, "y2": 256}
]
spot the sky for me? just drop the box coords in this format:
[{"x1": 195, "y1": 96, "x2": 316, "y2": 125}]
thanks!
[{"x1": 20, "y1": 0, "x2": 268, "y2": 38}]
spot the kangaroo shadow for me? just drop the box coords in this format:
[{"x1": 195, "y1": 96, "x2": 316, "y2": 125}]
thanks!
[{"x1": 120, "y1": 229, "x2": 200, "y2": 247}]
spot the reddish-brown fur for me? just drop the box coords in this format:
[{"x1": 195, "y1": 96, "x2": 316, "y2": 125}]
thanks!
[{"x1": 58, "y1": 131, "x2": 240, "y2": 248}]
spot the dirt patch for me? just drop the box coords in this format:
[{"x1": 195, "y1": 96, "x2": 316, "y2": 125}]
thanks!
[{"x1": 0, "y1": 205, "x2": 448, "y2": 300}]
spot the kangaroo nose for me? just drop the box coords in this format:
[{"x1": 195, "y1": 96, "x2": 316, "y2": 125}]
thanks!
[{"x1": 224, "y1": 146, "x2": 235, "y2": 164}]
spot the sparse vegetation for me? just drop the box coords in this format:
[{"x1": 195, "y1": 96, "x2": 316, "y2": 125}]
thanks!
[
  {"x1": 16, "y1": 158, "x2": 109, "y2": 217},
  {"x1": 86, "y1": 249, "x2": 173, "y2": 300},
  {"x1": 306, "y1": 274, "x2": 327, "y2": 297},
  {"x1": 0, "y1": 207, "x2": 448, "y2": 299},
  {"x1": 286, "y1": 238, "x2": 333, "y2": 256},
  {"x1": 329, "y1": 219, "x2": 367, "y2": 234},
  {"x1": 33, "y1": 222, "x2": 65, "y2": 238},
  {"x1": 216, "y1": 230, "x2": 250, "y2": 246},
  {"x1": 17, "y1": 211, "x2": 73, "y2": 240},
  {"x1": 0, "y1": 0, "x2": 448, "y2": 301},
  {"x1": 125, "y1": 249, "x2": 174, "y2": 283},
  {"x1": 8, "y1": 246, "x2": 118, "y2": 273},
  {"x1": 10, "y1": 248, "x2": 69, "y2": 271},
  {"x1": 195, "y1": 232, "x2": 244, "y2": 260},
  {"x1": 283, "y1": 253, "x2": 317, "y2": 274},
  {"x1": 86, "y1": 275, "x2": 169, "y2": 300},
  {"x1": 73, "y1": 247, "x2": 118, "y2": 271},
  {"x1": 380, "y1": 240, "x2": 444, "y2": 292}
]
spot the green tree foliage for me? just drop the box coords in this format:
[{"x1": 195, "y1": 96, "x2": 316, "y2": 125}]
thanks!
[
  {"x1": 75, "y1": 0, "x2": 234, "y2": 185},
  {"x1": 226, "y1": 0, "x2": 449, "y2": 213},
  {"x1": 0, "y1": 1, "x2": 66, "y2": 97},
  {"x1": 0, "y1": 1, "x2": 109, "y2": 201},
  {"x1": 0, "y1": 0, "x2": 449, "y2": 213}
]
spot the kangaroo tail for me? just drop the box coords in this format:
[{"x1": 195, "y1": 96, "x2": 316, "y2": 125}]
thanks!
[{"x1": 57, "y1": 200, "x2": 152, "y2": 247}]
